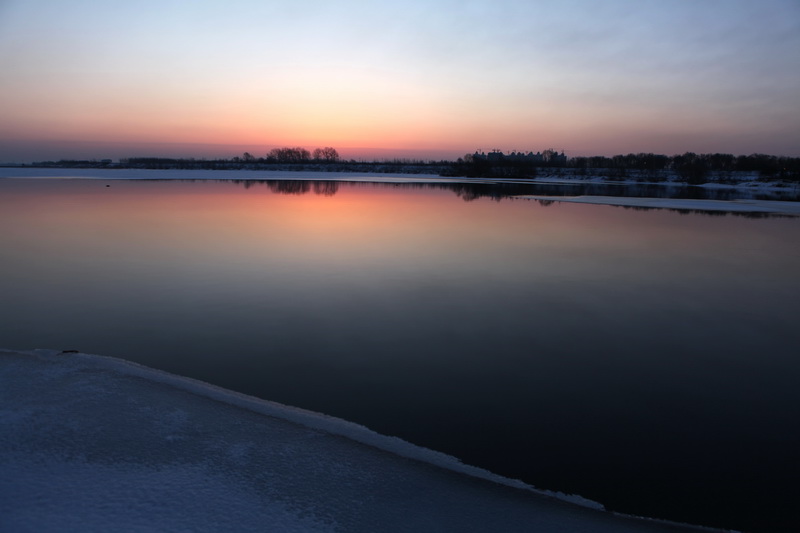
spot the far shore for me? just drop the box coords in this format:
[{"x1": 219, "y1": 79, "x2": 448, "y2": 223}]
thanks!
[
  {"x1": 2, "y1": 166, "x2": 799, "y2": 190},
  {"x1": 515, "y1": 195, "x2": 800, "y2": 216},
  {"x1": 2, "y1": 167, "x2": 799, "y2": 216}
]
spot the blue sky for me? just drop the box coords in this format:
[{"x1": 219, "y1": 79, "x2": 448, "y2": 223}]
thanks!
[{"x1": 1, "y1": 0, "x2": 798, "y2": 162}]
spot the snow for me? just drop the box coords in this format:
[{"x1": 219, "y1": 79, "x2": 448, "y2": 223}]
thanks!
[
  {"x1": 2, "y1": 166, "x2": 798, "y2": 200},
  {"x1": 0, "y1": 349, "x2": 727, "y2": 532},
  {"x1": 525, "y1": 169, "x2": 798, "y2": 194},
  {"x1": 515, "y1": 195, "x2": 800, "y2": 216}
]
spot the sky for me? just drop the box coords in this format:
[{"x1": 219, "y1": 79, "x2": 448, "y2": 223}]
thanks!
[{"x1": 0, "y1": 0, "x2": 798, "y2": 163}]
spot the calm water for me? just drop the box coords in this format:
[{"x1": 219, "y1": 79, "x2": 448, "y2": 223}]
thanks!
[{"x1": 2, "y1": 177, "x2": 799, "y2": 532}]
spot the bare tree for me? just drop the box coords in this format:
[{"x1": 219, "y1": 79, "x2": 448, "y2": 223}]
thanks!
[
  {"x1": 313, "y1": 147, "x2": 340, "y2": 163},
  {"x1": 267, "y1": 147, "x2": 311, "y2": 163}
]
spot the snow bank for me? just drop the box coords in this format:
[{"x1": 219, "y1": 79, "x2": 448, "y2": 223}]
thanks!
[
  {"x1": 516, "y1": 195, "x2": 800, "y2": 216},
  {"x1": 2, "y1": 167, "x2": 798, "y2": 203},
  {"x1": 0, "y1": 349, "x2": 724, "y2": 532}
]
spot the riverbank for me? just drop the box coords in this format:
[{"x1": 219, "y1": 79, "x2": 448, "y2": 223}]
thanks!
[
  {"x1": 515, "y1": 195, "x2": 800, "y2": 216},
  {"x1": 2, "y1": 167, "x2": 799, "y2": 214},
  {"x1": 1, "y1": 348, "x2": 727, "y2": 533},
  {"x1": 3, "y1": 165, "x2": 800, "y2": 189}
]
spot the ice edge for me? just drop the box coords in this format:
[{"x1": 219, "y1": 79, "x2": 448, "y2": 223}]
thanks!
[{"x1": 11, "y1": 348, "x2": 736, "y2": 532}]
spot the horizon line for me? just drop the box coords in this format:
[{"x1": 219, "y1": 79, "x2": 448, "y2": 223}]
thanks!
[{"x1": 3, "y1": 138, "x2": 800, "y2": 165}]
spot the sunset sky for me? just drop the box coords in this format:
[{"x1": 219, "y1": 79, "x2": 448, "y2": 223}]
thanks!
[{"x1": 1, "y1": 0, "x2": 798, "y2": 163}]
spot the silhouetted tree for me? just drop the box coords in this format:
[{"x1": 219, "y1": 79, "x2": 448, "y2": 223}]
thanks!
[
  {"x1": 672, "y1": 152, "x2": 709, "y2": 184},
  {"x1": 312, "y1": 147, "x2": 340, "y2": 163},
  {"x1": 267, "y1": 147, "x2": 311, "y2": 163}
]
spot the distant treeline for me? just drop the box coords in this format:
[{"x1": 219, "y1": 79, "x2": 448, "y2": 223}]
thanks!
[
  {"x1": 26, "y1": 147, "x2": 800, "y2": 183},
  {"x1": 449, "y1": 150, "x2": 800, "y2": 182},
  {"x1": 30, "y1": 146, "x2": 453, "y2": 175},
  {"x1": 568, "y1": 152, "x2": 800, "y2": 184}
]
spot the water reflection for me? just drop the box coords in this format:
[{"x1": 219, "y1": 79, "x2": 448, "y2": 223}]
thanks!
[
  {"x1": 1, "y1": 178, "x2": 799, "y2": 532},
  {"x1": 227, "y1": 178, "x2": 799, "y2": 217},
  {"x1": 226, "y1": 177, "x2": 800, "y2": 202},
  {"x1": 253, "y1": 180, "x2": 340, "y2": 196}
]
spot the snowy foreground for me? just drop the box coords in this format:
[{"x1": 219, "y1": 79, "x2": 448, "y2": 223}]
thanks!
[{"x1": 0, "y1": 349, "x2": 726, "y2": 533}]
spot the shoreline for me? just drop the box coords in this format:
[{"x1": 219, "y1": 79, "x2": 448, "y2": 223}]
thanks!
[
  {"x1": 1, "y1": 348, "x2": 729, "y2": 533},
  {"x1": 2, "y1": 167, "x2": 799, "y2": 216},
  {"x1": 514, "y1": 195, "x2": 800, "y2": 216},
  {"x1": 2, "y1": 165, "x2": 799, "y2": 191}
]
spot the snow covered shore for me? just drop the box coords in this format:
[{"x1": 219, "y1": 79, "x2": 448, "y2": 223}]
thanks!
[
  {"x1": 2, "y1": 166, "x2": 799, "y2": 193},
  {"x1": 0, "y1": 349, "x2": 726, "y2": 532},
  {"x1": 515, "y1": 195, "x2": 800, "y2": 216}
]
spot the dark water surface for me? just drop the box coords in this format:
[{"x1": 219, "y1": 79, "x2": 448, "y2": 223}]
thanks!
[{"x1": 2, "y1": 178, "x2": 799, "y2": 532}]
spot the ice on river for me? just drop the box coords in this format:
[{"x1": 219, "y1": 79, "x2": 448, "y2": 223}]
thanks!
[
  {"x1": 515, "y1": 194, "x2": 800, "y2": 216},
  {"x1": 1, "y1": 349, "x2": 722, "y2": 532}
]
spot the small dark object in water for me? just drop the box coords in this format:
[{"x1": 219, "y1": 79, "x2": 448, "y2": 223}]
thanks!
[
  {"x1": 106, "y1": 184, "x2": 110, "y2": 187},
  {"x1": 60, "y1": 350, "x2": 80, "y2": 354}
]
